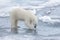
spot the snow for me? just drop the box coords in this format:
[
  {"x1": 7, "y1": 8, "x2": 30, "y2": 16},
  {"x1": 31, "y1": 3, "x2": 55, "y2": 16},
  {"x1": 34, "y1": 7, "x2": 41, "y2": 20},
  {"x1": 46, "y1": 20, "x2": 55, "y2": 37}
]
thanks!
[
  {"x1": 0, "y1": 0, "x2": 60, "y2": 16},
  {"x1": 42, "y1": 0, "x2": 60, "y2": 7},
  {"x1": 0, "y1": 0, "x2": 60, "y2": 40},
  {"x1": 0, "y1": 15, "x2": 60, "y2": 40}
]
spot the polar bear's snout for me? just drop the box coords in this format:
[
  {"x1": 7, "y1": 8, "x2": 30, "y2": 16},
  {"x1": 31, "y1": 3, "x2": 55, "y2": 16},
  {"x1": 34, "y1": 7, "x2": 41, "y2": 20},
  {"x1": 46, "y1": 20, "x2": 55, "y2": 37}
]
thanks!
[{"x1": 34, "y1": 24, "x2": 36, "y2": 28}]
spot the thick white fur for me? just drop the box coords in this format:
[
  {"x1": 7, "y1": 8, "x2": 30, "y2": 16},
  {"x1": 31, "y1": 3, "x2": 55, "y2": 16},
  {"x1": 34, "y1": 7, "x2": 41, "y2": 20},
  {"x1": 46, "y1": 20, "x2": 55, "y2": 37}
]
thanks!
[{"x1": 10, "y1": 7, "x2": 38, "y2": 33}]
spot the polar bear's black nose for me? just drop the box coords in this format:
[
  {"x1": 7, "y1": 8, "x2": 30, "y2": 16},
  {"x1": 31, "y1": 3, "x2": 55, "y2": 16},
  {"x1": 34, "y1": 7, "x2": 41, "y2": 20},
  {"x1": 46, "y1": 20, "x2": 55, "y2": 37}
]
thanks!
[{"x1": 34, "y1": 25, "x2": 36, "y2": 28}]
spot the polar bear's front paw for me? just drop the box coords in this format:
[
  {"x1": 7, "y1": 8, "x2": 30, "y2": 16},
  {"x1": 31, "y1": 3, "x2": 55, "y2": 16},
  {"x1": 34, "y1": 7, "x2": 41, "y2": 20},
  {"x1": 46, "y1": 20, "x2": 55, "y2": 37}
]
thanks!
[{"x1": 11, "y1": 28, "x2": 18, "y2": 34}]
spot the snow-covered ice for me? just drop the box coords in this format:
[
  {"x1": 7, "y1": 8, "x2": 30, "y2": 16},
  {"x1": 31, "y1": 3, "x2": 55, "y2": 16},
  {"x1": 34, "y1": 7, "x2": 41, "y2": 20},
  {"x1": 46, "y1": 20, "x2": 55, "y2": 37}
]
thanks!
[{"x1": 0, "y1": 0, "x2": 60, "y2": 40}]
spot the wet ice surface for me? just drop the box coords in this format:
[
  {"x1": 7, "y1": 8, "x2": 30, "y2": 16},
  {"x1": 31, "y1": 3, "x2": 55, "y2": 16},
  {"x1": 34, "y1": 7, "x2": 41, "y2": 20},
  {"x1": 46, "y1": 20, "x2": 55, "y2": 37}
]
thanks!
[{"x1": 0, "y1": 17, "x2": 60, "y2": 40}]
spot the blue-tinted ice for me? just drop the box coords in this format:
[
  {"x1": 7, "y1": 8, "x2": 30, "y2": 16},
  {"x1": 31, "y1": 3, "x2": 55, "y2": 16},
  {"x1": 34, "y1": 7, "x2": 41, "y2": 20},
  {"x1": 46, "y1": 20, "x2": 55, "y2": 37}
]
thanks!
[
  {"x1": 0, "y1": 16, "x2": 60, "y2": 40},
  {"x1": 0, "y1": 0, "x2": 60, "y2": 40}
]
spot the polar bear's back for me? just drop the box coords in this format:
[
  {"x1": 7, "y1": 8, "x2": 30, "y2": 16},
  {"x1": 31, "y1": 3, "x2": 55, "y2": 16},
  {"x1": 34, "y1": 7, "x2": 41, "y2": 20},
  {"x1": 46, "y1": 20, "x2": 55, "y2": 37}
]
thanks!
[{"x1": 10, "y1": 7, "x2": 36, "y2": 20}]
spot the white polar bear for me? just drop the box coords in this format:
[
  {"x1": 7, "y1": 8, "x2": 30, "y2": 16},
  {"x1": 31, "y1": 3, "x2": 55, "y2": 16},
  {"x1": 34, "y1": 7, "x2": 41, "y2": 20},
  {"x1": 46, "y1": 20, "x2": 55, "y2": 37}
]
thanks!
[{"x1": 10, "y1": 7, "x2": 38, "y2": 33}]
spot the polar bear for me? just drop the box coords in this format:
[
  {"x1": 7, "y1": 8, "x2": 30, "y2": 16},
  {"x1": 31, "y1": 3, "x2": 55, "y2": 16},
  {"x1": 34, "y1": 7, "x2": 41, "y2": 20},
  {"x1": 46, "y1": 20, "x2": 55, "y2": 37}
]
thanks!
[{"x1": 10, "y1": 7, "x2": 38, "y2": 33}]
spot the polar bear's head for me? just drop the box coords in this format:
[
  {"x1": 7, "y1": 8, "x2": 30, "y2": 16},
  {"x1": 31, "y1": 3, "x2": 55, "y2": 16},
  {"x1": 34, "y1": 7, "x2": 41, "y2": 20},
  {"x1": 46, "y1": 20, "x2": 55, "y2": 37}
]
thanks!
[
  {"x1": 30, "y1": 15, "x2": 38, "y2": 29},
  {"x1": 33, "y1": 16, "x2": 38, "y2": 28}
]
